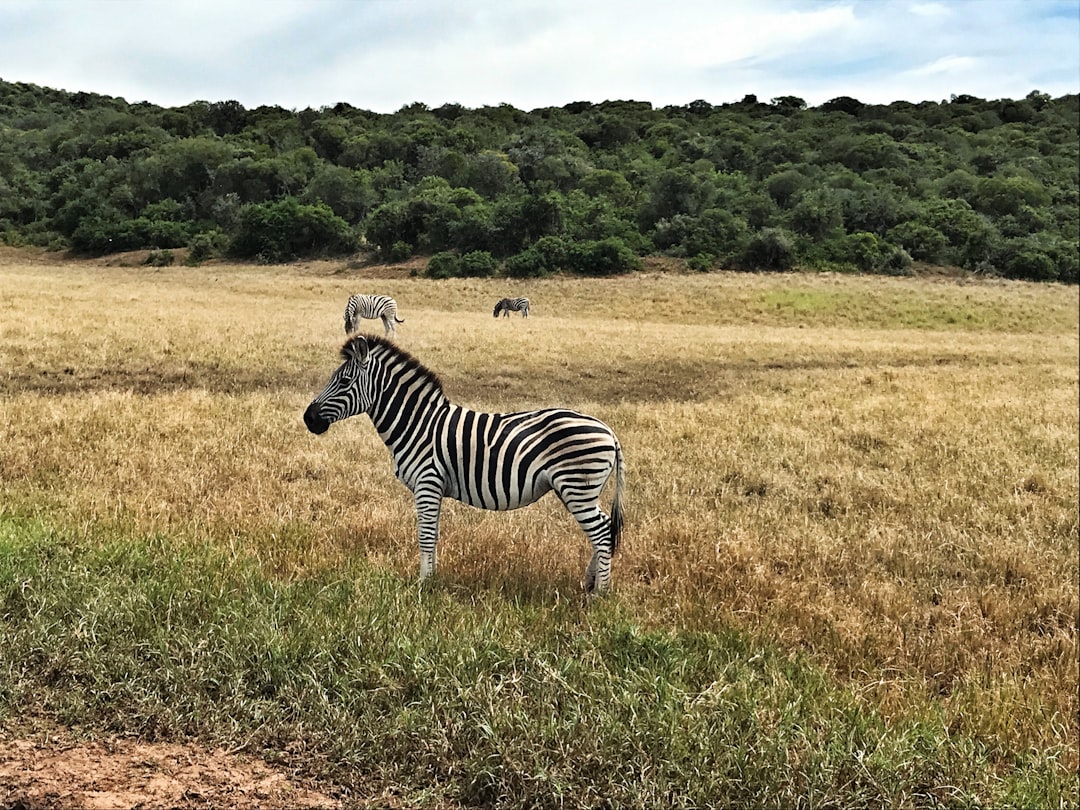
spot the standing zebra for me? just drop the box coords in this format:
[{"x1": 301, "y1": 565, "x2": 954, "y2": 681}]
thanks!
[
  {"x1": 493, "y1": 297, "x2": 530, "y2": 318},
  {"x1": 344, "y1": 294, "x2": 405, "y2": 338},
  {"x1": 303, "y1": 335, "x2": 625, "y2": 593}
]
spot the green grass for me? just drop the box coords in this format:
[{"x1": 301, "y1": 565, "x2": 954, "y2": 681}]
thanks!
[{"x1": 0, "y1": 512, "x2": 1069, "y2": 808}]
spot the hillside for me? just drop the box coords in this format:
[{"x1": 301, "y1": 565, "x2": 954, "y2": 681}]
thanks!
[{"x1": 0, "y1": 79, "x2": 1077, "y2": 281}]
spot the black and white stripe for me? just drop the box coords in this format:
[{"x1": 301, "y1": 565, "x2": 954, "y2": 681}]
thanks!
[
  {"x1": 493, "y1": 297, "x2": 530, "y2": 318},
  {"x1": 344, "y1": 294, "x2": 405, "y2": 337},
  {"x1": 304, "y1": 335, "x2": 625, "y2": 593}
]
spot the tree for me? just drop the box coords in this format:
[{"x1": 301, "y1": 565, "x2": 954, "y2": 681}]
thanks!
[
  {"x1": 567, "y1": 237, "x2": 641, "y2": 275},
  {"x1": 771, "y1": 96, "x2": 807, "y2": 113},
  {"x1": 228, "y1": 197, "x2": 356, "y2": 262},
  {"x1": 740, "y1": 228, "x2": 796, "y2": 271},
  {"x1": 819, "y1": 96, "x2": 864, "y2": 116},
  {"x1": 301, "y1": 164, "x2": 377, "y2": 223}
]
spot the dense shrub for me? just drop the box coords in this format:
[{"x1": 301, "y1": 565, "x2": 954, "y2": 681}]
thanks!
[
  {"x1": 567, "y1": 237, "x2": 641, "y2": 276},
  {"x1": 840, "y1": 232, "x2": 913, "y2": 275},
  {"x1": 459, "y1": 250, "x2": 498, "y2": 277},
  {"x1": 739, "y1": 228, "x2": 797, "y2": 271},
  {"x1": 425, "y1": 250, "x2": 500, "y2": 278},
  {"x1": 227, "y1": 198, "x2": 357, "y2": 262},
  {"x1": 886, "y1": 222, "x2": 950, "y2": 263},
  {"x1": 505, "y1": 236, "x2": 571, "y2": 278},
  {"x1": 1, "y1": 79, "x2": 1075, "y2": 281},
  {"x1": 142, "y1": 249, "x2": 175, "y2": 267},
  {"x1": 503, "y1": 249, "x2": 546, "y2": 278},
  {"x1": 424, "y1": 251, "x2": 461, "y2": 279},
  {"x1": 186, "y1": 229, "x2": 228, "y2": 264}
]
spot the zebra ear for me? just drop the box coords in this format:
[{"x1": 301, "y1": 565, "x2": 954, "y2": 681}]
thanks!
[{"x1": 341, "y1": 335, "x2": 370, "y2": 365}]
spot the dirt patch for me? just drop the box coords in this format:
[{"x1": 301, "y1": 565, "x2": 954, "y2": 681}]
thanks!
[{"x1": 0, "y1": 732, "x2": 342, "y2": 810}]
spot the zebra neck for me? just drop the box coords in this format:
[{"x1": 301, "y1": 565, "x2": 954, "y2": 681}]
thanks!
[{"x1": 367, "y1": 368, "x2": 448, "y2": 455}]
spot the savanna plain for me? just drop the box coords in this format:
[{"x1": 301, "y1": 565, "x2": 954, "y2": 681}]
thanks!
[{"x1": 0, "y1": 249, "x2": 1077, "y2": 808}]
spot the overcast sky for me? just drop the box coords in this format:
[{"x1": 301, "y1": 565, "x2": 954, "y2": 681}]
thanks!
[{"x1": 2, "y1": 0, "x2": 1078, "y2": 113}]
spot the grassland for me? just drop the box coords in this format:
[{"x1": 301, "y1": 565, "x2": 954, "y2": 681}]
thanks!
[{"x1": 0, "y1": 250, "x2": 1077, "y2": 808}]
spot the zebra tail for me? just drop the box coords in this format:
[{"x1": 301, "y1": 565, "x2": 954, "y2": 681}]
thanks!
[
  {"x1": 395, "y1": 316, "x2": 405, "y2": 323},
  {"x1": 610, "y1": 440, "x2": 625, "y2": 555}
]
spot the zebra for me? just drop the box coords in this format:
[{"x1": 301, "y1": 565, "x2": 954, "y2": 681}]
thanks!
[
  {"x1": 493, "y1": 297, "x2": 530, "y2": 318},
  {"x1": 303, "y1": 335, "x2": 625, "y2": 593},
  {"x1": 344, "y1": 294, "x2": 405, "y2": 338}
]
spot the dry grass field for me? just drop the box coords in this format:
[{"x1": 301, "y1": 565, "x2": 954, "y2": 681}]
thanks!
[{"x1": 0, "y1": 248, "x2": 1077, "y2": 806}]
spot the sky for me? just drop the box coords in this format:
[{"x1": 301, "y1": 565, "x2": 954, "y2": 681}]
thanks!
[{"x1": 2, "y1": 0, "x2": 1078, "y2": 113}]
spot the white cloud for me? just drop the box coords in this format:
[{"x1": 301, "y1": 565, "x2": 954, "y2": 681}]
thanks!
[
  {"x1": 905, "y1": 55, "x2": 981, "y2": 78},
  {"x1": 909, "y1": 2, "x2": 953, "y2": 18}
]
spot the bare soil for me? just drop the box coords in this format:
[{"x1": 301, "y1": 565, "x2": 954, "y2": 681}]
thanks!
[{"x1": 0, "y1": 729, "x2": 344, "y2": 810}]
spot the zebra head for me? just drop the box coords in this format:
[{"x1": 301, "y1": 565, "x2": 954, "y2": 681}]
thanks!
[
  {"x1": 304, "y1": 336, "x2": 373, "y2": 435},
  {"x1": 493, "y1": 300, "x2": 504, "y2": 317}
]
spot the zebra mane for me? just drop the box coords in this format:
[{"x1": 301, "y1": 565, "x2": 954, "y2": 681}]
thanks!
[{"x1": 341, "y1": 334, "x2": 445, "y2": 395}]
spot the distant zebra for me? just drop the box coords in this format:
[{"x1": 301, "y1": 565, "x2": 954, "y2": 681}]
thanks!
[
  {"x1": 344, "y1": 294, "x2": 404, "y2": 338},
  {"x1": 493, "y1": 297, "x2": 530, "y2": 318},
  {"x1": 304, "y1": 335, "x2": 625, "y2": 593}
]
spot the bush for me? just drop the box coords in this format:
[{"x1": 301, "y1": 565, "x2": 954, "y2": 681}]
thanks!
[
  {"x1": 739, "y1": 228, "x2": 796, "y2": 271},
  {"x1": 425, "y1": 251, "x2": 460, "y2": 279},
  {"x1": 459, "y1": 250, "x2": 498, "y2": 277},
  {"x1": 838, "y1": 232, "x2": 913, "y2": 275},
  {"x1": 186, "y1": 230, "x2": 227, "y2": 265},
  {"x1": 387, "y1": 240, "x2": 413, "y2": 262},
  {"x1": 228, "y1": 198, "x2": 357, "y2": 262},
  {"x1": 504, "y1": 249, "x2": 546, "y2": 278},
  {"x1": 505, "y1": 236, "x2": 569, "y2": 278},
  {"x1": 424, "y1": 250, "x2": 499, "y2": 279},
  {"x1": 686, "y1": 253, "x2": 716, "y2": 272},
  {"x1": 142, "y1": 249, "x2": 175, "y2": 267},
  {"x1": 567, "y1": 237, "x2": 641, "y2": 276},
  {"x1": 886, "y1": 222, "x2": 949, "y2": 263},
  {"x1": 1003, "y1": 248, "x2": 1058, "y2": 281}
]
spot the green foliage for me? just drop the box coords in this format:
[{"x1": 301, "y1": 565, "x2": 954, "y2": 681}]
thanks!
[
  {"x1": 686, "y1": 253, "x2": 715, "y2": 272},
  {"x1": 185, "y1": 229, "x2": 228, "y2": 264},
  {"x1": 227, "y1": 197, "x2": 357, "y2": 262},
  {"x1": 0, "y1": 79, "x2": 1076, "y2": 280},
  {"x1": 142, "y1": 249, "x2": 175, "y2": 267},
  {"x1": 424, "y1": 250, "x2": 461, "y2": 279},
  {"x1": 459, "y1": 249, "x2": 498, "y2": 277},
  {"x1": 740, "y1": 228, "x2": 797, "y2": 271},
  {"x1": 831, "y1": 232, "x2": 914, "y2": 275},
  {"x1": 505, "y1": 236, "x2": 570, "y2": 278},
  {"x1": 423, "y1": 249, "x2": 499, "y2": 279},
  {"x1": 887, "y1": 222, "x2": 949, "y2": 263},
  {"x1": 567, "y1": 237, "x2": 642, "y2": 276}
]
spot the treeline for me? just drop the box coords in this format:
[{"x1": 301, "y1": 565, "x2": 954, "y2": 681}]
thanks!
[{"x1": 0, "y1": 79, "x2": 1077, "y2": 282}]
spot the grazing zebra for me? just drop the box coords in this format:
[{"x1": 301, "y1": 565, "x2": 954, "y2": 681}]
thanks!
[
  {"x1": 344, "y1": 294, "x2": 405, "y2": 338},
  {"x1": 493, "y1": 297, "x2": 530, "y2": 318},
  {"x1": 303, "y1": 335, "x2": 625, "y2": 593}
]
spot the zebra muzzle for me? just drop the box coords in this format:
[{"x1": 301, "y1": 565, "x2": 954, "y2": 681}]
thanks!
[{"x1": 303, "y1": 403, "x2": 331, "y2": 435}]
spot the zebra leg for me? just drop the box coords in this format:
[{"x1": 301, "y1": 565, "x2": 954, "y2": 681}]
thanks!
[
  {"x1": 585, "y1": 535, "x2": 613, "y2": 594},
  {"x1": 414, "y1": 483, "x2": 443, "y2": 581},
  {"x1": 585, "y1": 551, "x2": 600, "y2": 593},
  {"x1": 382, "y1": 316, "x2": 394, "y2": 338},
  {"x1": 561, "y1": 498, "x2": 615, "y2": 594}
]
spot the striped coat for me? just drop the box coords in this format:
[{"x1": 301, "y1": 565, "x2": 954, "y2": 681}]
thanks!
[
  {"x1": 304, "y1": 335, "x2": 625, "y2": 592},
  {"x1": 493, "y1": 297, "x2": 530, "y2": 318},
  {"x1": 344, "y1": 294, "x2": 404, "y2": 337}
]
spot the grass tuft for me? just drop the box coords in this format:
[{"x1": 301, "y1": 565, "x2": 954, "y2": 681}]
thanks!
[{"x1": 2, "y1": 516, "x2": 1072, "y2": 807}]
